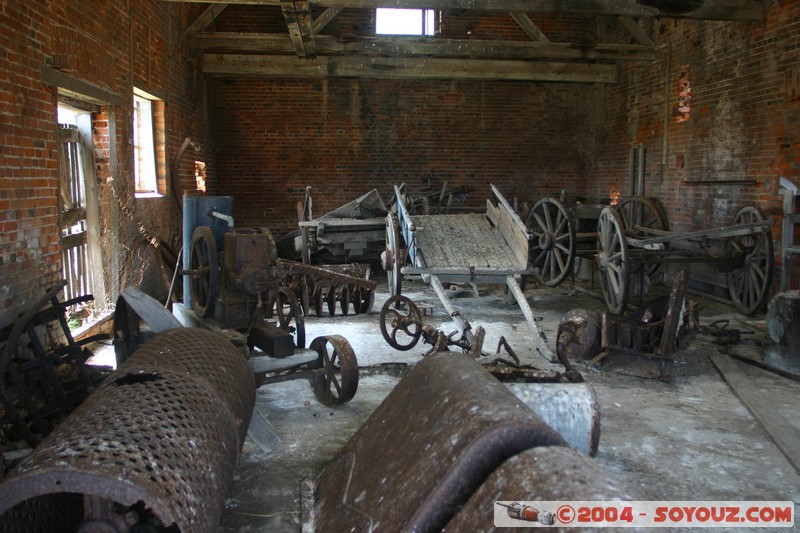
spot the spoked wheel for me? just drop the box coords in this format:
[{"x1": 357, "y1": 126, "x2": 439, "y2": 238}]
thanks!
[
  {"x1": 596, "y1": 207, "x2": 630, "y2": 314},
  {"x1": 726, "y1": 206, "x2": 774, "y2": 315},
  {"x1": 526, "y1": 197, "x2": 576, "y2": 286},
  {"x1": 379, "y1": 294, "x2": 423, "y2": 350},
  {"x1": 189, "y1": 226, "x2": 219, "y2": 317},
  {"x1": 309, "y1": 335, "x2": 359, "y2": 406},
  {"x1": 275, "y1": 287, "x2": 306, "y2": 349},
  {"x1": 383, "y1": 212, "x2": 404, "y2": 299},
  {"x1": 616, "y1": 196, "x2": 669, "y2": 277}
]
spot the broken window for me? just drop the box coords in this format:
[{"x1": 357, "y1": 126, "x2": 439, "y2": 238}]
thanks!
[
  {"x1": 195, "y1": 161, "x2": 207, "y2": 193},
  {"x1": 375, "y1": 8, "x2": 436, "y2": 36},
  {"x1": 132, "y1": 87, "x2": 165, "y2": 196}
]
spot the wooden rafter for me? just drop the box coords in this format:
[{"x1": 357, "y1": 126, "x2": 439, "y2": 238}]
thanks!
[
  {"x1": 510, "y1": 13, "x2": 548, "y2": 42},
  {"x1": 185, "y1": 3, "x2": 229, "y2": 35},
  {"x1": 312, "y1": 7, "x2": 341, "y2": 34},
  {"x1": 203, "y1": 53, "x2": 619, "y2": 83},
  {"x1": 160, "y1": 0, "x2": 766, "y2": 21},
  {"x1": 281, "y1": 0, "x2": 316, "y2": 57},
  {"x1": 618, "y1": 16, "x2": 654, "y2": 48},
  {"x1": 189, "y1": 32, "x2": 656, "y2": 61}
]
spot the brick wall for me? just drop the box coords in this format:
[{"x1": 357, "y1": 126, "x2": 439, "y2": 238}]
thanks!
[
  {"x1": 210, "y1": 8, "x2": 592, "y2": 235},
  {"x1": 212, "y1": 77, "x2": 590, "y2": 235},
  {"x1": 588, "y1": 2, "x2": 800, "y2": 292},
  {"x1": 590, "y1": 3, "x2": 799, "y2": 230},
  {"x1": 0, "y1": 1, "x2": 211, "y2": 326}
]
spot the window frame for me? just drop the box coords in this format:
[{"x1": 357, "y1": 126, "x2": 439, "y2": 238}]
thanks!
[{"x1": 132, "y1": 87, "x2": 165, "y2": 197}]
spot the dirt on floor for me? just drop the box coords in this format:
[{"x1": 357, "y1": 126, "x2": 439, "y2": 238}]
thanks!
[{"x1": 219, "y1": 277, "x2": 800, "y2": 532}]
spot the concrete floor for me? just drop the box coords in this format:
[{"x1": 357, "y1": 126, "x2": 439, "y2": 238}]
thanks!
[{"x1": 218, "y1": 275, "x2": 800, "y2": 532}]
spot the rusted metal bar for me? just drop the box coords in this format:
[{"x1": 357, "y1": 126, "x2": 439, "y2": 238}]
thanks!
[{"x1": 0, "y1": 328, "x2": 255, "y2": 532}]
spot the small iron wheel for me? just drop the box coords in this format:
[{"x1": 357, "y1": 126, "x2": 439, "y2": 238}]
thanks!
[
  {"x1": 726, "y1": 205, "x2": 774, "y2": 315},
  {"x1": 275, "y1": 287, "x2": 306, "y2": 349},
  {"x1": 188, "y1": 226, "x2": 219, "y2": 318},
  {"x1": 309, "y1": 335, "x2": 359, "y2": 406},
  {"x1": 379, "y1": 294, "x2": 423, "y2": 351}
]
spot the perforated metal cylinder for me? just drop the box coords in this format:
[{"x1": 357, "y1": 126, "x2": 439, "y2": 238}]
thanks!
[{"x1": 0, "y1": 327, "x2": 255, "y2": 533}]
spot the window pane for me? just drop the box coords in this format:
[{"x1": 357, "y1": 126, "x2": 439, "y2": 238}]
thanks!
[
  {"x1": 133, "y1": 92, "x2": 158, "y2": 194},
  {"x1": 376, "y1": 8, "x2": 423, "y2": 35}
]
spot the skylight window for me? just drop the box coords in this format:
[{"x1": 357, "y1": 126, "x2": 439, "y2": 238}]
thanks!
[{"x1": 375, "y1": 8, "x2": 436, "y2": 36}]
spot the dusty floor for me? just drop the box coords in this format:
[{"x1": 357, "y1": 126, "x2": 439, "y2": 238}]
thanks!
[{"x1": 218, "y1": 275, "x2": 800, "y2": 532}]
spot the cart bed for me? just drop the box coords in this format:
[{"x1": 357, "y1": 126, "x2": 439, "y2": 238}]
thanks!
[{"x1": 412, "y1": 213, "x2": 525, "y2": 271}]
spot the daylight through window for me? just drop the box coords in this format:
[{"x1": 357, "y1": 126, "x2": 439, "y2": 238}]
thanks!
[
  {"x1": 375, "y1": 8, "x2": 436, "y2": 36},
  {"x1": 133, "y1": 88, "x2": 164, "y2": 195}
]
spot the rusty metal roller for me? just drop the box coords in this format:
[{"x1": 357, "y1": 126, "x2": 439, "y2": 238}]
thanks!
[
  {"x1": 314, "y1": 350, "x2": 567, "y2": 532},
  {"x1": 0, "y1": 327, "x2": 255, "y2": 533}
]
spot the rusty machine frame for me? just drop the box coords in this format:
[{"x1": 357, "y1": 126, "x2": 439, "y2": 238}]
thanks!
[
  {"x1": 178, "y1": 225, "x2": 365, "y2": 407},
  {"x1": 382, "y1": 184, "x2": 554, "y2": 363}
]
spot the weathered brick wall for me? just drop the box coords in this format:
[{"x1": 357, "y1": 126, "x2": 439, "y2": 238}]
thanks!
[
  {"x1": 590, "y1": 2, "x2": 799, "y2": 231},
  {"x1": 588, "y1": 2, "x2": 799, "y2": 293},
  {"x1": 0, "y1": 1, "x2": 211, "y2": 326},
  {"x1": 210, "y1": 8, "x2": 591, "y2": 235},
  {"x1": 212, "y1": 77, "x2": 589, "y2": 235}
]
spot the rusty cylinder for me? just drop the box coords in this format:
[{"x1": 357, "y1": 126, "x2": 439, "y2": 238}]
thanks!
[{"x1": 0, "y1": 327, "x2": 255, "y2": 533}]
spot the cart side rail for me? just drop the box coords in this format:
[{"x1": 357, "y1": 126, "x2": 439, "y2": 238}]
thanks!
[
  {"x1": 393, "y1": 184, "x2": 419, "y2": 266},
  {"x1": 486, "y1": 184, "x2": 532, "y2": 268}
]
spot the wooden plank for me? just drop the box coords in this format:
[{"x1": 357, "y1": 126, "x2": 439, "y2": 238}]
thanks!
[
  {"x1": 312, "y1": 7, "x2": 341, "y2": 34},
  {"x1": 160, "y1": 0, "x2": 767, "y2": 21},
  {"x1": 510, "y1": 13, "x2": 549, "y2": 42},
  {"x1": 162, "y1": 0, "x2": 661, "y2": 17},
  {"x1": 711, "y1": 354, "x2": 800, "y2": 474},
  {"x1": 40, "y1": 65, "x2": 124, "y2": 107},
  {"x1": 411, "y1": 214, "x2": 520, "y2": 271},
  {"x1": 184, "y1": 3, "x2": 229, "y2": 35},
  {"x1": 281, "y1": 0, "x2": 316, "y2": 57},
  {"x1": 486, "y1": 200, "x2": 528, "y2": 268},
  {"x1": 204, "y1": 54, "x2": 619, "y2": 83},
  {"x1": 189, "y1": 33, "x2": 656, "y2": 61},
  {"x1": 618, "y1": 16, "x2": 654, "y2": 47}
]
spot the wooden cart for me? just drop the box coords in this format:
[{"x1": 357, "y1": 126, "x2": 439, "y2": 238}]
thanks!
[
  {"x1": 594, "y1": 203, "x2": 773, "y2": 315},
  {"x1": 382, "y1": 184, "x2": 553, "y2": 362}
]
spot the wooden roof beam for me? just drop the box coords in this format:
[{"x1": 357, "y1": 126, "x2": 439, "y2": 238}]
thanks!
[
  {"x1": 203, "y1": 53, "x2": 620, "y2": 83},
  {"x1": 510, "y1": 13, "x2": 549, "y2": 42},
  {"x1": 184, "y1": 3, "x2": 229, "y2": 35},
  {"x1": 189, "y1": 33, "x2": 656, "y2": 61},
  {"x1": 281, "y1": 0, "x2": 316, "y2": 57},
  {"x1": 161, "y1": 0, "x2": 767, "y2": 21}
]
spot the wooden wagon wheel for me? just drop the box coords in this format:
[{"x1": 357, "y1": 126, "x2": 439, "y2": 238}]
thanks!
[
  {"x1": 725, "y1": 206, "x2": 774, "y2": 315},
  {"x1": 275, "y1": 287, "x2": 306, "y2": 349},
  {"x1": 596, "y1": 207, "x2": 630, "y2": 314},
  {"x1": 309, "y1": 335, "x2": 359, "y2": 406},
  {"x1": 616, "y1": 196, "x2": 669, "y2": 277},
  {"x1": 188, "y1": 226, "x2": 219, "y2": 317},
  {"x1": 383, "y1": 212, "x2": 404, "y2": 299},
  {"x1": 525, "y1": 196, "x2": 576, "y2": 286}
]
